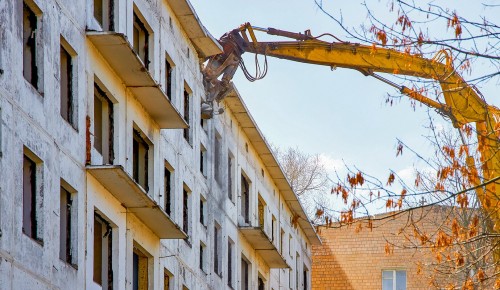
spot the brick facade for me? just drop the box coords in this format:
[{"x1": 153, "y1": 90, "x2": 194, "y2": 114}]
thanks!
[{"x1": 311, "y1": 207, "x2": 490, "y2": 290}]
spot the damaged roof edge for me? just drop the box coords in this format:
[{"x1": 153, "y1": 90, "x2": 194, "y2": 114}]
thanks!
[
  {"x1": 225, "y1": 84, "x2": 322, "y2": 246},
  {"x1": 168, "y1": 0, "x2": 223, "y2": 58}
]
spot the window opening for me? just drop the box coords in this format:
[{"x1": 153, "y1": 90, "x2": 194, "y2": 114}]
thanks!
[
  {"x1": 133, "y1": 248, "x2": 149, "y2": 290},
  {"x1": 163, "y1": 270, "x2": 172, "y2": 290},
  {"x1": 183, "y1": 87, "x2": 191, "y2": 143},
  {"x1": 382, "y1": 270, "x2": 406, "y2": 290},
  {"x1": 241, "y1": 174, "x2": 250, "y2": 224},
  {"x1": 280, "y1": 229, "x2": 285, "y2": 255},
  {"x1": 199, "y1": 242, "x2": 206, "y2": 272},
  {"x1": 200, "y1": 144, "x2": 207, "y2": 177},
  {"x1": 23, "y1": 2, "x2": 39, "y2": 89},
  {"x1": 132, "y1": 12, "x2": 149, "y2": 69},
  {"x1": 214, "y1": 135, "x2": 222, "y2": 185},
  {"x1": 227, "y1": 239, "x2": 234, "y2": 287},
  {"x1": 271, "y1": 215, "x2": 276, "y2": 242},
  {"x1": 164, "y1": 166, "x2": 172, "y2": 215},
  {"x1": 182, "y1": 186, "x2": 189, "y2": 235},
  {"x1": 94, "y1": 213, "x2": 113, "y2": 289},
  {"x1": 60, "y1": 186, "x2": 73, "y2": 264},
  {"x1": 199, "y1": 197, "x2": 205, "y2": 226},
  {"x1": 132, "y1": 129, "x2": 149, "y2": 192},
  {"x1": 214, "y1": 224, "x2": 222, "y2": 276},
  {"x1": 164, "y1": 57, "x2": 173, "y2": 99},
  {"x1": 94, "y1": 83, "x2": 114, "y2": 164},
  {"x1": 296, "y1": 253, "x2": 300, "y2": 290},
  {"x1": 60, "y1": 45, "x2": 75, "y2": 127},
  {"x1": 94, "y1": 0, "x2": 114, "y2": 31},
  {"x1": 258, "y1": 196, "x2": 265, "y2": 231},
  {"x1": 23, "y1": 154, "x2": 40, "y2": 241},
  {"x1": 241, "y1": 258, "x2": 249, "y2": 290},
  {"x1": 258, "y1": 276, "x2": 265, "y2": 290},
  {"x1": 227, "y1": 152, "x2": 234, "y2": 201},
  {"x1": 303, "y1": 266, "x2": 308, "y2": 290}
]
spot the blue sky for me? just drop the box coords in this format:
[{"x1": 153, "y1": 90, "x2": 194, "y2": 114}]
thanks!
[{"x1": 191, "y1": 0, "x2": 499, "y2": 194}]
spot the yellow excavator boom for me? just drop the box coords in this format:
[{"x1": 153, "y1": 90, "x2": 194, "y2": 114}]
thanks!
[{"x1": 202, "y1": 24, "x2": 500, "y2": 264}]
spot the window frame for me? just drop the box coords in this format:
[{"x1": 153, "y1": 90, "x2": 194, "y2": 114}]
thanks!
[
  {"x1": 60, "y1": 41, "x2": 77, "y2": 129},
  {"x1": 227, "y1": 151, "x2": 234, "y2": 202},
  {"x1": 382, "y1": 269, "x2": 407, "y2": 290},
  {"x1": 22, "y1": 1, "x2": 42, "y2": 92},
  {"x1": 182, "y1": 184, "x2": 191, "y2": 238},
  {"x1": 182, "y1": 84, "x2": 192, "y2": 144},
  {"x1": 132, "y1": 127, "x2": 152, "y2": 192},
  {"x1": 164, "y1": 54, "x2": 174, "y2": 99},
  {"x1": 93, "y1": 0, "x2": 115, "y2": 31},
  {"x1": 93, "y1": 81, "x2": 115, "y2": 164},
  {"x1": 227, "y1": 238, "x2": 234, "y2": 288},
  {"x1": 240, "y1": 173, "x2": 250, "y2": 225},
  {"x1": 164, "y1": 162, "x2": 173, "y2": 215},
  {"x1": 93, "y1": 211, "x2": 114, "y2": 288},
  {"x1": 214, "y1": 222, "x2": 222, "y2": 277},
  {"x1": 22, "y1": 148, "x2": 43, "y2": 243},
  {"x1": 59, "y1": 180, "x2": 78, "y2": 267},
  {"x1": 132, "y1": 10, "x2": 150, "y2": 69}
]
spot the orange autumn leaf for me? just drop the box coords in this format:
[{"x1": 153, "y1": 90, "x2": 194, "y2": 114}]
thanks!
[{"x1": 387, "y1": 173, "x2": 395, "y2": 186}]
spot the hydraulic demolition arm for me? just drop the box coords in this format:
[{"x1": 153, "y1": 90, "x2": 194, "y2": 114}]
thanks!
[{"x1": 202, "y1": 24, "x2": 500, "y2": 264}]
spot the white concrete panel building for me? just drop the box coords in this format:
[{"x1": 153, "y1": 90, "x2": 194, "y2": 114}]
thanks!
[{"x1": 0, "y1": 0, "x2": 320, "y2": 289}]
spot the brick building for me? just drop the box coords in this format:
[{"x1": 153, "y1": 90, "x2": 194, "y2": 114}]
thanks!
[{"x1": 311, "y1": 206, "x2": 492, "y2": 290}]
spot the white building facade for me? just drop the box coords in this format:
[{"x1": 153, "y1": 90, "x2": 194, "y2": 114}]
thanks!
[{"x1": 0, "y1": 0, "x2": 320, "y2": 289}]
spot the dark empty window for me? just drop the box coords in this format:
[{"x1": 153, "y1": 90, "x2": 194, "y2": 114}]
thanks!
[
  {"x1": 164, "y1": 166, "x2": 172, "y2": 215},
  {"x1": 214, "y1": 224, "x2": 221, "y2": 276},
  {"x1": 133, "y1": 248, "x2": 148, "y2": 290},
  {"x1": 241, "y1": 175, "x2": 250, "y2": 224},
  {"x1": 59, "y1": 186, "x2": 74, "y2": 264},
  {"x1": 280, "y1": 229, "x2": 285, "y2": 255},
  {"x1": 23, "y1": 154, "x2": 39, "y2": 240},
  {"x1": 164, "y1": 270, "x2": 171, "y2": 290},
  {"x1": 214, "y1": 136, "x2": 222, "y2": 185},
  {"x1": 258, "y1": 197, "x2": 265, "y2": 231},
  {"x1": 199, "y1": 198, "x2": 205, "y2": 226},
  {"x1": 182, "y1": 187, "x2": 189, "y2": 235},
  {"x1": 132, "y1": 129, "x2": 149, "y2": 192},
  {"x1": 60, "y1": 45, "x2": 75, "y2": 127},
  {"x1": 227, "y1": 240, "x2": 234, "y2": 287},
  {"x1": 296, "y1": 253, "x2": 300, "y2": 289},
  {"x1": 271, "y1": 215, "x2": 276, "y2": 242},
  {"x1": 165, "y1": 57, "x2": 173, "y2": 99},
  {"x1": 23, "y1": 3, "x2": 39, "y2": 89},
  {"x1": 183, "y1": 88, "x2": 191, "y2": 143},
  {"x1": 133, "y1": 13, "x2": 149, "y2": 69},
  {"x1": 227, "y1": 153, "x2": 234, "y2": 201},
  {"x1": 94, "y1": 0, "x2": 114, "y2": 31},
  {"x1": 303, "y1": 266, "x2": 308, "y2": 290},
  {"x1": 258, "y1": 277, "x2": 265, "y2": 290},
  {"x1": 241, "y1": 258, "x2": 249, "y2": 290},
  {"x1": 93, "y1": 213, "x2": 113, "y2": 288},
  {"x1": 200, "y1": 145, "x2": 207, "y2": 177},
  {"x1": 199, "y1": 243, "x2": 205, "y2": 272},
  {"x1": 94, "y1": 83, "x2": 114, "y2": 164}
]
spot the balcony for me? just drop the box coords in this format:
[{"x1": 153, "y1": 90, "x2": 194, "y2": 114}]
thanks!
[
  {"x1": 86, "y1": 32, "x2": 187, "y2": 129},
  {"x1": 87, "y1": 165, "x2": 187, "y2": 239},
  {"x1": 239, "y1": 226, "x2": 289, "y2": 268}
]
